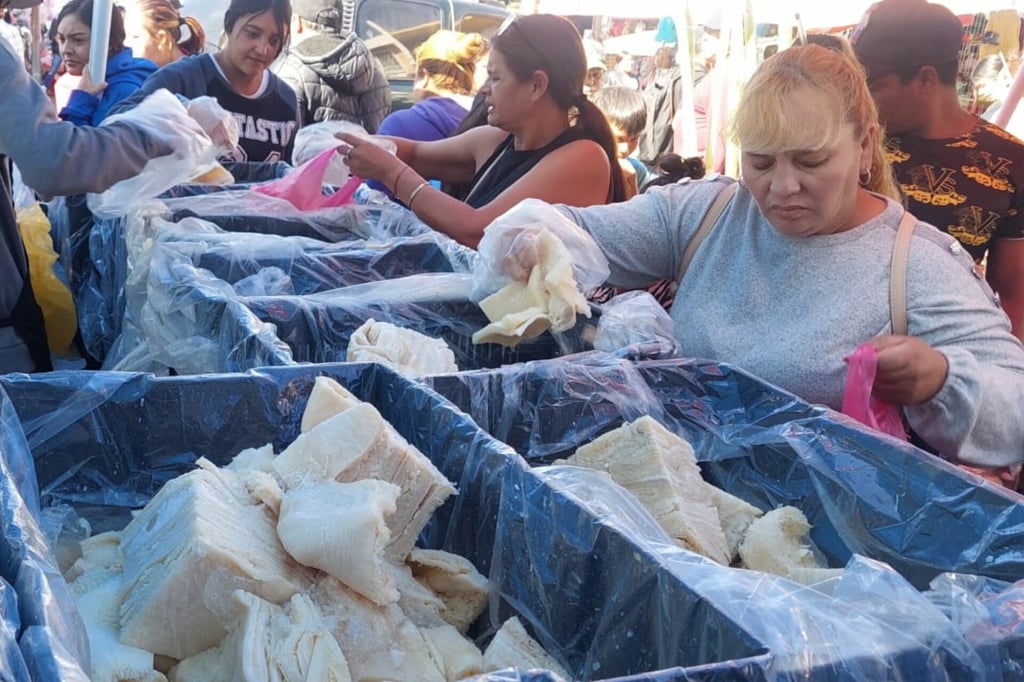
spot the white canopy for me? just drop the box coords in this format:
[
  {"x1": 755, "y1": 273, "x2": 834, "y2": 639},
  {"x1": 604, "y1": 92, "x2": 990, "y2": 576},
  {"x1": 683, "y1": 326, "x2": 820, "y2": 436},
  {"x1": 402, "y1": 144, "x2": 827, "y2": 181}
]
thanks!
[{"x1": 535, "y1": 0, "x2": 1023, "y2": 29}]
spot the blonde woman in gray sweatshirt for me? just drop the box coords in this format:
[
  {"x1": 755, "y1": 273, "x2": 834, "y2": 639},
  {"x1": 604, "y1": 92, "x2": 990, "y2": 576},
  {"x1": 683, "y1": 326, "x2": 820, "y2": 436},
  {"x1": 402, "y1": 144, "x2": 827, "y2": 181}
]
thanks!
[{"x1": 555, "y1": 45, "x2": 1024, "y2": 472}]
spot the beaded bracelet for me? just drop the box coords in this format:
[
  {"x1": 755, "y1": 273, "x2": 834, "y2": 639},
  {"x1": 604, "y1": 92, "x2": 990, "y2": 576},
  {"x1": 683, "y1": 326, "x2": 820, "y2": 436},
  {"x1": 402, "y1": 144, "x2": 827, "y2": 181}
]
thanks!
[
  {"x1": 407, "y1": 181, "x2": 430, "y2": 209},
  {"x1": 390, "y1": 165, "x2": 412, "y2": 195}
]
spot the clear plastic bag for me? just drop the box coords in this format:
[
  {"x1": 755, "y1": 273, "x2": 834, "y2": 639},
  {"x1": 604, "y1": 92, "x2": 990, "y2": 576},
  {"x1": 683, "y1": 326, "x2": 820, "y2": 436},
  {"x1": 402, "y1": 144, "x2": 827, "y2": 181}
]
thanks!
[
  {"x1": 185, "y1": 96, "x2": 240, "y2": 155},
  {"x1": 292, "y1": 120, "x2": 362, "y2": 186},
  {"x1": 471, "y1": 199, "x2": 610, "y2": 303},
  {"x1": 841, "y1": 343, "x2": 908, "y2": 441},
  {"x1": 87, "y1": 89, "x2": 216, "y2": 218},
  {"x1": 292, "y1": 122, "x2": 399, "y2": 186},
  {"x1": 592, "y1": 291, "x2": 680, "y2": 356}
]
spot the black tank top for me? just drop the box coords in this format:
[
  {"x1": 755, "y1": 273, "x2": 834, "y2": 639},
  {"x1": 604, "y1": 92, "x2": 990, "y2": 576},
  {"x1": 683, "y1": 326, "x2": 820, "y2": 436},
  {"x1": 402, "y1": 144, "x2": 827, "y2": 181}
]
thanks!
[{"x1": 464, "y1": 128, "x2": 583, "y2": 208}]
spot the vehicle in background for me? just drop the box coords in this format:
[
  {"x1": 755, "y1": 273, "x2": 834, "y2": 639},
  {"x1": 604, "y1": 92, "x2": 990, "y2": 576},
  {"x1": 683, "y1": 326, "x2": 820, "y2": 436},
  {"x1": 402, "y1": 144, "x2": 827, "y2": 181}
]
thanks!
[{"x1": 190, "y1": 0, "x2": 511, "y2": 110}]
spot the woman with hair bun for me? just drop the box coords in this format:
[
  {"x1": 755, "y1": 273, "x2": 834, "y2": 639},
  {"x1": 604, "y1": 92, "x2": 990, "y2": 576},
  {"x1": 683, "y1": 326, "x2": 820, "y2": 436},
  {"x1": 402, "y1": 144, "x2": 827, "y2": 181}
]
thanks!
[
  {"x1": 122, "y1": 0, "x2": 206, "y2": 68},
  {"x1": 338, "y1": 14, "x2": 625, "y2": 249},
  {"x1": 376, "y1": 29, "x2": 486, "y2": 142}
]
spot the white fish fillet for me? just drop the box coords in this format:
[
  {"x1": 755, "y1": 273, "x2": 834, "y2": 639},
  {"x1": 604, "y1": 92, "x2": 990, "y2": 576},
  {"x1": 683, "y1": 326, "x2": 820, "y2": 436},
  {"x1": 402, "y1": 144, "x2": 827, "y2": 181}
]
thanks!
[
  {"x1": 705, "y1": 486, "x2": 764, "y2": 562},
  {"x1": 277, "y1": 479, "x2": 401, "y2": 606},
  {"x1": 313, "y1": 577, "x2": 448, "y2": 682},
  {"x1": 347, "y1": 318, "x2": 458, "y2": 376},
  {"x1": 738, "y1": 506, "x2": 844, "y2": 585},
  {"x1": 300, "y1": 376, "x2": 361, "y2": 433},
  {"x1": 567, "y1": 416, "x2": 730, "y2": 565},
  {"x1": 482, "y1": 616, "x2": 569, "y2": 680},
  {"x1": 408, "y1": 549, "x2": 489, "y2": 634},
  {"x1": 277, "y1": 400, "x2": 456, "y2": 562},
  {"x1": 473, "y1": 230, "x2": 590, "y2": 347},
  {"x1": 118, "y1": 463, "x2": 308, "y2": 659}
]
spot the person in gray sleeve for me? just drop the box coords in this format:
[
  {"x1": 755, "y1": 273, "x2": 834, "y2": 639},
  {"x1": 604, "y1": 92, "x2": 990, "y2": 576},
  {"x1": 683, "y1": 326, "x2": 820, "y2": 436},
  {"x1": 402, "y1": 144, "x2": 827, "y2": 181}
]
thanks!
[
  {"x1": 555, "y1": 44, "x2": 1024, "y2": 473},
  {"x1": 0, "y1": 3, "x2": 208, "y2": 373},
  {"x1": 272, "y1": 0, "x2": 391, "y2": 132}
]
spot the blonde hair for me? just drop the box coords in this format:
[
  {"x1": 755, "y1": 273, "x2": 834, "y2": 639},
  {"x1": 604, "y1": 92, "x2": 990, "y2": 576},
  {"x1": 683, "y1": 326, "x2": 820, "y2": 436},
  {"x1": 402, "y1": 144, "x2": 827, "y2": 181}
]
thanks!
[
  {"x1": 415, "y1": 30, "x2": 486, "y2": 97},
  {"x1": 731, "y1": 44, "x2": 900, "y2": 201}
]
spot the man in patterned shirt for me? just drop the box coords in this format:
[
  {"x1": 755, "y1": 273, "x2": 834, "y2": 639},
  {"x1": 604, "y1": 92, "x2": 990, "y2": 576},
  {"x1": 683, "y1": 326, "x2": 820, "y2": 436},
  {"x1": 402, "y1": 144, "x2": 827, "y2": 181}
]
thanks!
[{"x1": 852, "y1": 0, "x2": 1024, "y2": 343}]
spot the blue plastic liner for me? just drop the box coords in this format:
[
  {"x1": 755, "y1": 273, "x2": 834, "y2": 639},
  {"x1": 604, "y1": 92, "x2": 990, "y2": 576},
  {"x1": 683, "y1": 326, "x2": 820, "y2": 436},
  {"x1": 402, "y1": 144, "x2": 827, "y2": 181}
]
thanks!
[
  {"x1": 0, "y1": 386, "x2": 90, "y2": 680},
  {"x1": 134, "y1": 224, "x2": 597, "y2": 373},
  {"x1": 0, "y1": 366, "x2": 773, "y2": 680},
  {"x1": 158, "y1": 161, "x2": 292, "y2": 199},
  {"x1": 428, "y1": 355, "x2": 1024, "y2": 587},
  {"x1": 166, "y1": 196, "x2": 429, "y2": 242},
  {"x1": 1, "y1": 364, "x2": 1009, "y2": 680}
]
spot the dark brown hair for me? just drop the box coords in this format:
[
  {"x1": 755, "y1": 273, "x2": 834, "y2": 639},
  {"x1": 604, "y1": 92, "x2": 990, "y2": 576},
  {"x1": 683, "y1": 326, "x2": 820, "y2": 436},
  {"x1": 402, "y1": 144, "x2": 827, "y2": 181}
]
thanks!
[
  {"x1": 57, "y1": 0, "x2": 127, "y2": 57},
  {"x1": 491, "y1": 14, "x2": 625, "y2": 202},
  {"x1": 223, "y1": 0, "x2": 291, "y2": 59}
]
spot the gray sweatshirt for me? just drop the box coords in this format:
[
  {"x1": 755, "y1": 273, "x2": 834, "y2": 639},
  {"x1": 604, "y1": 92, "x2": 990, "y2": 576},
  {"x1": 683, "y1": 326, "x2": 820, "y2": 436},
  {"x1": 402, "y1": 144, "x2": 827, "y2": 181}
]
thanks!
[
  {"x1": 0, "y1": 41, "x2": 171, "y2": 366},
  {"x1": 558, "y1": 177, "x2": 1024, "y2": 468}
]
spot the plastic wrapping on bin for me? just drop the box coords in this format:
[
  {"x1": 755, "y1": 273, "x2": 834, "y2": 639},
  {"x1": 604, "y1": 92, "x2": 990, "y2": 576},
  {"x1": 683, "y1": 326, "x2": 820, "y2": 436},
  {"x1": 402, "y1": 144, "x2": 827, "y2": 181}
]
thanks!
[
  {"x1": 163, "y1": 190, "x2": 434, "y2": 242},
  {"x1": 237, "y1": 274, "x2": 597, "y2": 372},
  {"x1": 2, "y1": 365, "x2": 772, "y2": 680},
  {"x1": 119, "y1": 209, "x2": 603, "y2": 373},
  {"x1": 532, "y1": 465, "x2": 998, "y2": 678},
  {"x1": 0, "y1": 386, "x2": 90, "y2": 680},
  {"x1": 429, "y1": 356, "x2": 1024, "y2": 589},
  {"x1": 593, "y1": 291, "x2": 681, "y2": 356},
  {"x1": 158, "y1": 160, "x2": 293, "y2": 199},
  {"x1": 162, "y1": 225, "x2": 473, "y2": 290},
  {"x1": 94, "y1": 200, "x2": 473, "y2": 371},
  {"x1": 5, "y1": 366, "x2": 1017, "y2": 679}
]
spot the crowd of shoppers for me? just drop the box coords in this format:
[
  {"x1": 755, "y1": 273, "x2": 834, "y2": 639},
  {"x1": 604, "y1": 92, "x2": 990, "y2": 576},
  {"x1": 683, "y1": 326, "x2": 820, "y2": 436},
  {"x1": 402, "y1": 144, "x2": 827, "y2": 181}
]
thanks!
[{"x1": 3, "y1": 0, "x2": 1023, "y2": 476}]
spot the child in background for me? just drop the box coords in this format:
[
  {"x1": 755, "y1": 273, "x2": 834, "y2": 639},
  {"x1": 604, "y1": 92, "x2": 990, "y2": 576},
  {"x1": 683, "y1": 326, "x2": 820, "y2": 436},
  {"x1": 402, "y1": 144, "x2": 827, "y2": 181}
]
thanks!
[{"x1": 591, "y1": 86, "x2": 650, "y2": 198}]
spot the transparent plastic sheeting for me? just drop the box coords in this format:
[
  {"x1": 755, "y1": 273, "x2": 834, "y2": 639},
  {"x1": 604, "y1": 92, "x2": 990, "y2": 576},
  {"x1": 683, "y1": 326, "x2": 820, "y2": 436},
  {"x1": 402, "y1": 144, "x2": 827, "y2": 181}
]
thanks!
[
  {"x1": 4, "y1": 365, "x2": 770, "y2": 681},
  {"x1": 162, "y1": 185, "x2": 435, "y2": 242},
  {"x1": 123, "y1": 216, "x2": 631, "y2": 374},
  {"x1": 46, "y1": 163, "x2": 434, "y2": 363},
  {"x1": 0, "y1": 386, "x2": 90, "y2": 680},
  {"x1": 4, "y1": 366, "x2": 1024, "y2": 679},
  {"x1": 158, "y1": 160, "x2": 293, "y2": 199},
  {"x1": 428, "y1": 355, "x2": 1024, "y2": 586},
  {"x1": 72, "y1": 203, "x2": 473, "y2": 371},
  {"x1": 427, "y1": 354, "x2": 1024, "y2": 674}
]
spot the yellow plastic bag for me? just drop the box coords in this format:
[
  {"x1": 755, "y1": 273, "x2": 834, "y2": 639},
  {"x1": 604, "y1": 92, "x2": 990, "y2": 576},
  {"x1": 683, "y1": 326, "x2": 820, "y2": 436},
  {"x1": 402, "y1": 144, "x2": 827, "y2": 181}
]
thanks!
[{"x1": 16, "y1": 203, "x2": 77, "y2": 355}]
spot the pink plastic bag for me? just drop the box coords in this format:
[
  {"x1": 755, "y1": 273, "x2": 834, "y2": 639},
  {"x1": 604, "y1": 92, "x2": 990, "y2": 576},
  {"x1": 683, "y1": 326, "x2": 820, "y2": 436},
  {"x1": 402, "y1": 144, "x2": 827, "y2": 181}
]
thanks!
[
  {"x1": 841, "y1": 344, "x2": 908, "y2": 440},
  {"x1": 253, "y1": 148, "x2": 360, "y2": 210}
]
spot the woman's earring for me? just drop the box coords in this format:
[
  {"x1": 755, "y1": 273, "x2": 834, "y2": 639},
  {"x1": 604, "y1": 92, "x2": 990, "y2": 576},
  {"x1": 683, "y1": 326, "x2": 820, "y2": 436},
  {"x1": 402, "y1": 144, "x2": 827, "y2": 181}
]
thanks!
[{"x1": 859, "y1": 168, "x2": 872, "y2": 187}]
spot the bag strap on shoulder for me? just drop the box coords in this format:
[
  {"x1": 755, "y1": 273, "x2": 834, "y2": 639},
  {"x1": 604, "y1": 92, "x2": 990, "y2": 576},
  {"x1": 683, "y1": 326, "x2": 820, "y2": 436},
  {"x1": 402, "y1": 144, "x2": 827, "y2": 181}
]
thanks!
[
  {"x1": 889, "y1": 210, "x2": 916, "y2": 337},
  {"x1": 676, "y1": 181, "x2": 738, "y2": 285}
]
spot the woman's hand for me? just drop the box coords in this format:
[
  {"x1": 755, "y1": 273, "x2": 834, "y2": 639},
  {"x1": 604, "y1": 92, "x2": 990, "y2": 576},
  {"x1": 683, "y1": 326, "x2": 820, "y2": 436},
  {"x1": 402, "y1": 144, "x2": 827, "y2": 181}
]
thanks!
[
  {"x1": 862, "y1": 335, "x2": 949, "y2": 405},
  {"x1": 77, "y1": 66, "x2": 106, "y2": 96},
  {"x1": 335, "y1": 132, "x2": 403, "y2": 184}
]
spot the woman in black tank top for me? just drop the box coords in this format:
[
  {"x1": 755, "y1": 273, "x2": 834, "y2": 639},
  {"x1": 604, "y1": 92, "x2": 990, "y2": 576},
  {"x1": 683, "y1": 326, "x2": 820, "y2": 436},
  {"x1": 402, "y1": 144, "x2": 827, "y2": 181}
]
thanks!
[{"x1": 339, "y1": 14, "x2": 626, "y2": 249}]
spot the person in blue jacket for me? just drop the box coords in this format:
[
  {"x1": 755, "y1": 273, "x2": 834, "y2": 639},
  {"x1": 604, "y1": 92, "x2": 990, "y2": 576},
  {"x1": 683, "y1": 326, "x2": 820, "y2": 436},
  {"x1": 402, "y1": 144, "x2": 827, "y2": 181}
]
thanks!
[{"x1": 54, "y1": 0, "x2": 157, "y2": 126}]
